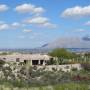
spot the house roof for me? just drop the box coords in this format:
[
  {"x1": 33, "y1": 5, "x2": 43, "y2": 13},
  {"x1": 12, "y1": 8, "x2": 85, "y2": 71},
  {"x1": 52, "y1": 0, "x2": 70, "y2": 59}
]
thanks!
[{"x1": 0, "y1": 54, "x2": 51, "y2": 61}]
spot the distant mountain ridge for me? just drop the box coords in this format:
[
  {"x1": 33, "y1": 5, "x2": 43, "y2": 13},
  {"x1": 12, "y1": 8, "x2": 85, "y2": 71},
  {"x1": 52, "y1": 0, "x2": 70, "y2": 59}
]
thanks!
[
  {"x1": 41, "y1": 36, "x2": 90, "y2": 49},
  {"x1": 0, "y1": 36, "x2": 90, "y2": 53}
]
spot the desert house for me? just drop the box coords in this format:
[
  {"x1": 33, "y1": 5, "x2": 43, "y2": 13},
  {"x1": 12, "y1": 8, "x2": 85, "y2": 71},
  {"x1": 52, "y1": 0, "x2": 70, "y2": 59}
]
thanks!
[{"x1": 0, "y1": 54, "x2": 51, "y2": 65}]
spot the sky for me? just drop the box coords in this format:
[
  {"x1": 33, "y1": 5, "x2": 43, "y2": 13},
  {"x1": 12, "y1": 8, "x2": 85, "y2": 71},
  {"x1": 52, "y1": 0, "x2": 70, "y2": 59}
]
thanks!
[{"x1": 0, "y1": 0, "x2": 90, "y2": 48}]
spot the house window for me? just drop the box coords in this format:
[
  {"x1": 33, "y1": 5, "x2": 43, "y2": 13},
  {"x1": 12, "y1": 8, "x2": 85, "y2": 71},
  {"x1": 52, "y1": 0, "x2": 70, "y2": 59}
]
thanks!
[
  {"x1": 24, "y1": 60, "x2": 27, "y2": 64},
  {"x1": 16, "y1": 58, "x2": 20, "y2": 62},
  {"x1": 40, "y1": 60, "x2": 44, "y2": 65},
  {"x1": 32, "y1": 60, "x2": 39, "y2": 65}
]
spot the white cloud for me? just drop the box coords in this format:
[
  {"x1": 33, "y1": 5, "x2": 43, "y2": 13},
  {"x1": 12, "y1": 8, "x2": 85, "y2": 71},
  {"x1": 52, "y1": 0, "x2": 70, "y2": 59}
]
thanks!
[
  {"x1": 42, "y1": 22, "x2": 57, "y2": 28},
  {"x1": 0, "y1": 22, "x2": 25, "y2": 31},
  {"x1": 0, "y1": 23, "x2": 9, "y2": 30},
  {"x1": 15, "y1": 3, "x2": 45, "y2": 15},
  {"x1": 61, "y1": 5, "x2": 90, "y2": 17},
  {"x1": 0, "y1": 4, "x2": 9, "y2": 12},
  {"x1": 11, "y1": 22, "x2": 26, "y2": 29},
  {"x1": 24, "y1": 16, "x2": 57, "y2": 28},
  {"x1": 23, "y1": 29, "x2": 32, "y2": 32},
  {"x1": 25, "y1": 16, "x2": 48, "y2": 24},
  {"x1": 85, "y1": 21, "x2": 90, "y2": 26},
  {"x1": 33, "y1": 7, "x2": 45, "y2": 14},
  {"x1": 11, "y1": 22, "x2": 21, "y2": 28},
  {"x1": 15, "y1": 4, "x2": 57, "y2": 29}
]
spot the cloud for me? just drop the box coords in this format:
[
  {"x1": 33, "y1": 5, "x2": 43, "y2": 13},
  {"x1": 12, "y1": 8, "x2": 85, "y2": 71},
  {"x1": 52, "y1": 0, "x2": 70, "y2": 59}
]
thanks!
[
  {"x1": 0, "y1": 22, "x2": 25, "y2": 30},
  {"x1": 11, "y1": 22, "x2": 21, "y2": 28},
  {"x1": 23, "y1": 29, "x2": 32, "y2": 32},
  {"x1": 61, "y1": 5, "x2": 90, "y2": 17},
  {"x1": 11, "y1": 22, "x2": 25, "y2": 29},
  {"x1": 15, "y1": 3, "x2": 45, "y2": 15},
  {"x1": 85, "y1": 21, "x2": 90, "y2": 26},
  {"x1": 24, "y1": 16, "x2": 48, "y2": 24},
  {"x1": 24, "y1": 16, "x2": 57, "y2": 28},
  {"x1": 42, "y1": 22, "x2": 57, "y2": 28},
  {"x1": 75, "y1": 29, "x2": 85, "y2": 32},
  {"x1": 15, "y1": 4, "x2": 56, "y2": 29},
  {"x1": 0, "y1": 23, "x2": 9, "y2": 30},
  {"x1": 0, "y1": 4, "x2": 9, "y2": 12}
]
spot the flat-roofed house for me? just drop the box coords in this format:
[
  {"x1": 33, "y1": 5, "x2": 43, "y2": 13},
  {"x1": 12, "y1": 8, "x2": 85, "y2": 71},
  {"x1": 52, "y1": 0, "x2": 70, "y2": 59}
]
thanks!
[{"x1": 0, "y1": 54, "x2": 51, "y2": 65}]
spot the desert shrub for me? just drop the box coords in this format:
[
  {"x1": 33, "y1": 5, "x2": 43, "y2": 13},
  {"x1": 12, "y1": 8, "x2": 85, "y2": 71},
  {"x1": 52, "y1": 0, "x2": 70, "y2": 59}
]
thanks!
[
  {"x1": 81, "y1": 63, "x2": 90, "y2": 71},
  {"x1": 33, "y1": 66, "x2": 37, "y2": 70},
  {"x1": 71, "y1": 68, "x2": 78, "y2": 71},
  {"x1": 0, "y1": 61, "x2": 90, "y2": 87},
  {"x1": 52, "y1": 67, "x2": 57, "y2": 72},
  {"x1": 47, "y1": 59, "x2": 57, "y2": 65},
  {"x1": 60, "y1": 72, "x2": 71, "y2": 82},
  {"x1": 20, "y1": 66, "x2": 27, "y2": 75},
  {"x1": 0, "y1": 60, "x2": 5, "y2": 67}
]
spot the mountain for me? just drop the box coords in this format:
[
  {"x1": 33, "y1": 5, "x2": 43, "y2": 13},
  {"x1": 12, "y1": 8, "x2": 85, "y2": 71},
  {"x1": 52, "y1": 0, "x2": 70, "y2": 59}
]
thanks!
[
  {"x1": 41, "y1": 43, "x2": 49, "y2": 47},
  {"x1": 41, "y1": 36, "x2": 90, "y2": 49},
  {"x1": 82, "y1": 35, "x2": 90, "y2": 41},
  {"x1": 1, "y1": 36, "x2": 90, "y2": 53}
]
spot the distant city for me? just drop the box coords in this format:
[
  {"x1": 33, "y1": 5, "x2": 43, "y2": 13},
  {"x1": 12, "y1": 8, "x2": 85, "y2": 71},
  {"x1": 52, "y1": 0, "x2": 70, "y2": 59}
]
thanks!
[{"x1": 0, "y1": 48, "x2": 90, "y2": 53}]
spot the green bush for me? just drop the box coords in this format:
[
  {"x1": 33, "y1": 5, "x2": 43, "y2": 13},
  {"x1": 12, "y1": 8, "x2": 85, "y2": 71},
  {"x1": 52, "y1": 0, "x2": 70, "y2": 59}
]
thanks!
[{"x1": 81, "y1": 63, "x2": 90, "y2": 71}]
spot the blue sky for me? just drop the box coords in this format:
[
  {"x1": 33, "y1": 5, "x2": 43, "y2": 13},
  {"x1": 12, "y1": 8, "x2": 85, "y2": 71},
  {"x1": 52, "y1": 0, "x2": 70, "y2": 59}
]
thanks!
[{"x1": 0, "y1": 0, "x2": 90, "y2": 48}]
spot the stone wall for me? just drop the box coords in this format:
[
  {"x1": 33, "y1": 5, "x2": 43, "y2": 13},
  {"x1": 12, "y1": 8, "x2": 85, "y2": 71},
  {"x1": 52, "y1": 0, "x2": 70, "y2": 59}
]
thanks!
[{"x1": 36, "y1": 64, "x2": 82, "y2": 72}]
